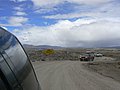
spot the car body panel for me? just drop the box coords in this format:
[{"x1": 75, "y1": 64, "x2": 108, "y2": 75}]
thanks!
[{"x1": 0, "y1": 27, "x2": 41, "y2": 90}]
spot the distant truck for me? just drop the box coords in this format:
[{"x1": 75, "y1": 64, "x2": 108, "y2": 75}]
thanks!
[
  {"x1": 95, "y1": 53, "x2": 103, "y2": 57},
  {"x1": 80, "y1": 53, "x2": 94, "y2": 61}
]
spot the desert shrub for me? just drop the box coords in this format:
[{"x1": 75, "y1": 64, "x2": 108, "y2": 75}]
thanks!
[{"x1": 42, "y1": 49, "x2": 55, "y2": 55}]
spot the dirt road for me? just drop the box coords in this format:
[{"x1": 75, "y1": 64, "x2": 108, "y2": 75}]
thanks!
[{"x1": 33, "y1": 61, "x2": 120, "y2": 90}]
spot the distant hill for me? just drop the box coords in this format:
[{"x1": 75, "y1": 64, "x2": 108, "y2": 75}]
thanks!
[
  {"x1": 108, "y1": 46, "x2": 120, "y2": 49},
  {"x1": 101, "y1": 46, "x2": 120, "y2": 49},
  {"x1": 23, "y1": 44, "x2": 63, "y2": 50},
  {"x1": 23, "y1": 44, "x2": 120, "y2": 50}
]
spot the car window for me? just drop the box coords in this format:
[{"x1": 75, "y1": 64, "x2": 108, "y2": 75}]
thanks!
[{"x1": 4, "y1": 38, "x2": 27, "y2": 72}]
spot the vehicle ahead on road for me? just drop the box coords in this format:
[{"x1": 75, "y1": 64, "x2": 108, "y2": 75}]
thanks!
[
  {"x1": 0, "y1": 27, "x2": 41, "y2": 90},
  {"x1": 95, "y1": 53, "x2": 103, "y2": 57},
  {"x1": 80, "y1": 53, "x2": 94, "y2": 61}
]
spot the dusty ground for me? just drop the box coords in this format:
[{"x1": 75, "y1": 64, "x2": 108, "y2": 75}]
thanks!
[
  {"x1": 84, "y1": 57, "x2": 120, "y2": 83},
  {"x1": 32, "y1": 58, "x2": 120, "y2": 90}
]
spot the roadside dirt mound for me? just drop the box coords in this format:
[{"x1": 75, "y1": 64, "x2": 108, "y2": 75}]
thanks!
[{"x1": 84, "y1": 61, "x2": 120, "y2": 83}]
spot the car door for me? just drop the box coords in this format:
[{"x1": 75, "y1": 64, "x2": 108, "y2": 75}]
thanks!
[
  {"x1": 0, "y1": 69, "x2": 9, "y2": 90},
  {"x1": 0, "y1": 27, "x2": 41, "y2": 90},
  {"x1": 0, "y1": 53, "x2": 22, "y2": 90}
]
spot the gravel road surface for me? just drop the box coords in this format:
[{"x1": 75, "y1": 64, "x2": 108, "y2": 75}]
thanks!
[{"x1": 33, "y1": 61, "x2": 120, "y2": 90}]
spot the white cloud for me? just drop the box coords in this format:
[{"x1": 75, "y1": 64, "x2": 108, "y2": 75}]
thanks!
[
  {"x1": 43, "y1": 13, "x2": 94, "y2": 19},
  {"x1": 10, "y1": 0, "x2": 16, "y2": 2},
  {"x1": 35, "y1": 7, "x2": 57, "y2": 14},
  {"x1": 8, "y1": 17, "x2": 28, "y2": 26},
  {"x1": 31, "y1": 0, "x2": 111, "y2": 8},
  {"x1": 17, "y1": 0, "x2": 26, "y2": 1},
  {"x1": 14, "y1": 7, "x2": 24, "y2": 11},
  {"x1": 31, "y1": 0, "x2": 62, "y2": 8},
  {"x1": 43, "y1": 11, "x2": 115, "y2": 20},
  {"x1": 44, "y1": 13, "x2": 81, "y2": 19},
  {"x1": 0, "y1": 24, "x2": 14, "y2": 26},
  {"x1": 68, "y1": 0, "x2": 111, "y2": 5},
  {"x1": 15, "y1": 11, "x2": 27, "y2": 16},
  {"x1": 12, "y1": 18, "x2": 120, "y2": 47},
  {"x1": 43, "y1": 2, "x2": 120, "y2": 20},
  {"x1": 32, "y1": 0, "x2": 112, "y2": 15},
  {"x1": 10, "y1": 0, "x2": 26, "y2": 2}
]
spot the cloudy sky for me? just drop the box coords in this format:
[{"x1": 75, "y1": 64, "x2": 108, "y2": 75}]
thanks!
[{"x1": 0, "y1": 0, "x2": 120, "y2": 47}]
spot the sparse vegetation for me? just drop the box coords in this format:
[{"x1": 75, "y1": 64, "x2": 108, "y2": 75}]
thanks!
[
  {"x1": 24, "y1": 47, "x2": 120, "y2": 61},
  {"x1": 93, "y1": 49, "x2": 120, "y2": 60},
  {"x1": 42, "y1": 49, "x2": 55, "y2": 55}
]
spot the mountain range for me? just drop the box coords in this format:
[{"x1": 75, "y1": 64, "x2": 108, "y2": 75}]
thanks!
[
  {"x1": 23, "y1": 44, "x2": 120, "y2": 50},
  {"x1": 23, "y1": 44, "x2": 63, "y2": 50}
]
